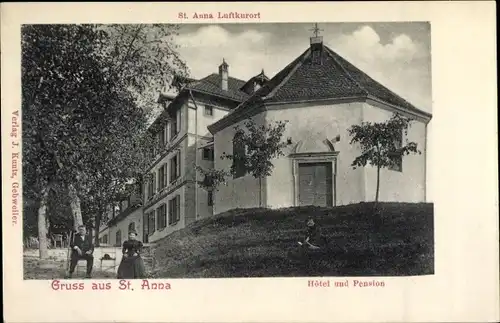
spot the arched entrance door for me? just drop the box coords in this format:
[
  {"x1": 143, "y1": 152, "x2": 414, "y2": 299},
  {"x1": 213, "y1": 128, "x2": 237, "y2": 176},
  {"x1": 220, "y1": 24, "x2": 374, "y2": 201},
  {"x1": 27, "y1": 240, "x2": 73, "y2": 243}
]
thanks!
[{"x1": 291, "y1": 138, "x2": 338, "y2": 207}]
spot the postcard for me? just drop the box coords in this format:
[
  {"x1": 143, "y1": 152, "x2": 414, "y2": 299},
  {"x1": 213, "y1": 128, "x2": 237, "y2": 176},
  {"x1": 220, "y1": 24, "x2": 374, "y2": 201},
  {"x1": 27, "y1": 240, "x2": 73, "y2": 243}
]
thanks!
[{"x1": 2, "y1": 1, "x2": 498, "y2": 323}]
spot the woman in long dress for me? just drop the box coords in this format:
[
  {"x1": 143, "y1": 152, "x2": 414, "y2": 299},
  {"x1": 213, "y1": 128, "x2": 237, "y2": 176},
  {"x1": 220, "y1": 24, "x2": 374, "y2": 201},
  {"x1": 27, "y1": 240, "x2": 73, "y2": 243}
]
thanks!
[{"x1": 117, "y1": 230, "x2": 146, "y2": 279}]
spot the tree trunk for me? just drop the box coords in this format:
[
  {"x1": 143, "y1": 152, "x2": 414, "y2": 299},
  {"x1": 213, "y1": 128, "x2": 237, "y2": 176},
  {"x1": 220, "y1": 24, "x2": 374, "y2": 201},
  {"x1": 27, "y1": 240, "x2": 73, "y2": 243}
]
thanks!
[
  {"x1": 94, "y1": 212, "x2": 101, "y2": 247},
  {"x1": 68, "y1": 184, "x2": 83, "y2": 230},
  {"x1": 37, "y1": 185, "x2": 50, "y2": 259},
  {"x1": 65, "y1": 231, "x2": 71, "y2": 248},
  {"x1": 372, "y1": 165, "x2": 381, "y2": 255},
  {"x1": 258, "y1": 177, "x2": 263, "y2": 207}
]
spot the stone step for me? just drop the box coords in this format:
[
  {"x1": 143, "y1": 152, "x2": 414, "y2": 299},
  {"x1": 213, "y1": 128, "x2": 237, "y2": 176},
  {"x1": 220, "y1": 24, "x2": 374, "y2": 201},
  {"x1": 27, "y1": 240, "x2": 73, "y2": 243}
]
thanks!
[{"x1": 142, "y1": 256, "x2": 155, "y2": 272}]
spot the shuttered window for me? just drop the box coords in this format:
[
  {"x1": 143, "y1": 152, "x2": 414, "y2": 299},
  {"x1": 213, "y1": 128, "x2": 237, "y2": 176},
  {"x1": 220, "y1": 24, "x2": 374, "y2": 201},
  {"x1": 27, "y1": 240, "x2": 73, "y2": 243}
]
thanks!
[
  {"x1": 232, "y1": 132, "x2": 246, "y2": 178},
  {"x1": 143, "y1": 213, "x2": 149, "y2": 242},
  {"x1": 168, "y1": 195, "x2": 181, "y2": 225},
  {"x1": 158, "y1": 164, "x2": 166, "y2": 189},
  {"x1": 115, "y1": 230, "x2": 122, "y2": 247},
  {"x1": 389, "y1": 130, "x2": 403, "y2": 172},
  {"x1": 128, "y1": 222, "x2": 135, "y2": 235}
]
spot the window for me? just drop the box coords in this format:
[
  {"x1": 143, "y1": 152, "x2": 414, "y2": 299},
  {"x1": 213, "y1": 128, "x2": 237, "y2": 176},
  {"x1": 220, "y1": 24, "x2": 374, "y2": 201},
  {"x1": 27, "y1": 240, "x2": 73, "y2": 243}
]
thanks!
[
  {"x1": 159, "y1": 127, "x2": 166, "y2": 148},
  {"x1": 168, "y1": 195, "x2": 181, "y2": 225},
  {"x1": 202, "y1": 147, "x2": 214, "y2": 161},
  {"x1": 165, "y1": 123, "x2": 170, "y2": 143},
  {"x1": 158, "y1": 164, "x2": 165, "y2": 189},
  {"x1": 115, "y1": 230, "x2": 122, "y2": 247},
  {"x1": 232, "y1": 132, "x2": 246, "y2": 178},
  {"x1": 170, "y1": 152, "x2": 181, "y2": 183},
  {"x1": 157, "y1": 204, "x2": 167, "y2": 229},
  {"x1": 152, "y1": 133, "x2": 161, "y2": 157},
  {"x1": 147, "y1": 177, "x2": 154, "y2": 200},
  {"x1": 148, "y1": 211, "x2": 156, "y2": 234},
  {"x1": 102, "y1": 234, "x2": 108, "y2": 244},
  {"x1": 207, "y1": 190, "x2": 213, "y2": 207},
  {"x1": 389, "y1": 130, "x2": 403, "y2": 172},
  {"x1": 143, "y1": 213, "x2": 149, "y2": 242},
  {"x1": 170, "y1": 111, "x2": 179, "y2": 139},
  {"x1": 204, "y1": 105, "x2": 213, "y2": 116},
  {"x1": 121, "y1": 199, "x2": 129, "y2": 212},
  {"x1": 128, "y1": 222, "x2": 135, "y2": 235},
  {"x1": 149, "y1": 145, "x2": 155, "y2": 160}
]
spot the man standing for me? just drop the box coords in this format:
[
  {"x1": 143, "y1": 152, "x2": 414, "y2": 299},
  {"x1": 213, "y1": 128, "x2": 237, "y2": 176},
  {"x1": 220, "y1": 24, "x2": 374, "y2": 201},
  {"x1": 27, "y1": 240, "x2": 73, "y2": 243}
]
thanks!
[{"x1": 68, "y1": 225, "x2": 94, "y2": 278}]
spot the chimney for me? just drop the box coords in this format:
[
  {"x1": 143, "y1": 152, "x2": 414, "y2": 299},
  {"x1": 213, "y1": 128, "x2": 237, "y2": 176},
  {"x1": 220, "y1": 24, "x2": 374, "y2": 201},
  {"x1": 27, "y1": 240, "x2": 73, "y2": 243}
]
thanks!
[
  {"x1": 310, "y1": 35, "x2": 323, "y2": 47},
  {"x1": 309, "y1": 23, "x2": 324, "y2": 64},
  {"x1": 218, "y1": 58, "x2": 229, "y2": 91},
  {"x1": 310, "y1": 36, "x2": 324, "y2": 64},
  {"x1": 253, "y1": 69, "x2": 266, "y2": 92}
]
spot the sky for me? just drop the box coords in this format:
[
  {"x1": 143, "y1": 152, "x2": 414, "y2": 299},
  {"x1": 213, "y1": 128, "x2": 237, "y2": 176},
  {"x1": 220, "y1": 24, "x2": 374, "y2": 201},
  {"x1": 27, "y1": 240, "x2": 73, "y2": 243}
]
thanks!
[{"x1": 173, "y1": 22, "x2": 432, "y2": 113}]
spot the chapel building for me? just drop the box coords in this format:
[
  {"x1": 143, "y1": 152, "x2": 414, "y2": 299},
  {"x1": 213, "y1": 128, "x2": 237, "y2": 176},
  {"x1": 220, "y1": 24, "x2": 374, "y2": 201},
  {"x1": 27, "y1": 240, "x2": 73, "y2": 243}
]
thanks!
[{"x1": 101, "y1": 31, "x2": 431, "y2": 244}]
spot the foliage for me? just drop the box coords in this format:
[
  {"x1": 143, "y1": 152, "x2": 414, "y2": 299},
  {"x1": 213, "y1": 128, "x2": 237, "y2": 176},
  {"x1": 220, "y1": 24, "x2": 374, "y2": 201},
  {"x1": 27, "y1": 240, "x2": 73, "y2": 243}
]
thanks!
[
  {"x1": 348, "y1": 113, "x2": 420, "y2": 169},
  {"x1": 97, "y1": 24, "x2": 190, "y2": 115},
  {"x1": 23, "y1": 198, "x2": 39, "y2": 239},
  {"x1": 348, "y1": 113, "x2": 421, "y2": 201},
  {"x1": 221, "y1": 119, "x2": 289, "y2": 179},
  {"x1": 195, "y1": 166, "x2": 228, "y2": 191},
  {"x1": 151, "y1": 202, "x2": 434, "y2": 278}
]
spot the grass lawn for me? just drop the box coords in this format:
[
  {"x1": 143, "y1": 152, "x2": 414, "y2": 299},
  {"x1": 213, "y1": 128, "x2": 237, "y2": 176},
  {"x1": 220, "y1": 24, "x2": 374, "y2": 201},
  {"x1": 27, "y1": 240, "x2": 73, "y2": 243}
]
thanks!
[{"x1": 150, "y1": 202, "x2": 434, "y2": 278}]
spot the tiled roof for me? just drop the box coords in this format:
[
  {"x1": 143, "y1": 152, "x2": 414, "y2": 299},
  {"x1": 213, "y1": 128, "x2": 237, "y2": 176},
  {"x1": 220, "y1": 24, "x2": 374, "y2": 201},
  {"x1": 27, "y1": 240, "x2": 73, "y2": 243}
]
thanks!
[
  {"x1": 230, "y1": 43, "x2": 430, "y2": 118},
  {"x1": 185, "y1": 73, "x2": 249, "y2": 102}
]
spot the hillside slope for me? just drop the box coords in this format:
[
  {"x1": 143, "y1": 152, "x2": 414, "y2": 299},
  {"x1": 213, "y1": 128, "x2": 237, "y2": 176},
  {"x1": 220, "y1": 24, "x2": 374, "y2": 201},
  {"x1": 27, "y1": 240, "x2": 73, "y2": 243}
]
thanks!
[{"x1": 150, "y1": 202, "x2": 434, "y2": 278}]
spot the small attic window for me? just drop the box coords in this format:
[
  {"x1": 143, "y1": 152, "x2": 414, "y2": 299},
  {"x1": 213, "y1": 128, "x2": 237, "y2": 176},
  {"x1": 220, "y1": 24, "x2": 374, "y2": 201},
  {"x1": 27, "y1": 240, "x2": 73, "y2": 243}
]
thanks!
[{"x1": 204, "y1": 105, "x2": 213, "y2": 116}]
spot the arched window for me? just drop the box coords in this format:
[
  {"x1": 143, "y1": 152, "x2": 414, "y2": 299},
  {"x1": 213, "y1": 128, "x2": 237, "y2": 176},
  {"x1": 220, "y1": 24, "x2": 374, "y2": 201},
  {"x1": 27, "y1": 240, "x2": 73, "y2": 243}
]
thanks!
[
  {"x1": 388, "y1": 129, "x2": 403, "y2": 172},
  {"x1": 232, "y1": 132, "x2": 246, "y2": 178},
  {"x1": 128, "y1": 222, "x2": 135, "y2": 235}
]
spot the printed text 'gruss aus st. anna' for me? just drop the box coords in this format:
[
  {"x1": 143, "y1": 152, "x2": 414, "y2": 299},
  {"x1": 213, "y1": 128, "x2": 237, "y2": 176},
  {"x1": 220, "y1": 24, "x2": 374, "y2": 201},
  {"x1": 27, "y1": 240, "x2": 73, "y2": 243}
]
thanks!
[
  {"x1": 49, "y1": 278, "x2": 386, "y2": 291},
  {"x1": 50, "y1": 279, "x2": 172, "y2": 291}
]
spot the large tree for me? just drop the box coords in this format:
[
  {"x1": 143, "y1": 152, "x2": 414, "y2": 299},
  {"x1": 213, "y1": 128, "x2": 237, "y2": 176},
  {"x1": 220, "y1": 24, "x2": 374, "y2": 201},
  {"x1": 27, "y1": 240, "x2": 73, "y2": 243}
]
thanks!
[
  {"x1": 348, "y1": 113, "x2": 421, "y2": 203},
  {"x1": 220, "y1": 119, "x2": 289, "y2": 207},
  {"x1": 22, "y1": 24, "x2": 188, "y2": 258}
]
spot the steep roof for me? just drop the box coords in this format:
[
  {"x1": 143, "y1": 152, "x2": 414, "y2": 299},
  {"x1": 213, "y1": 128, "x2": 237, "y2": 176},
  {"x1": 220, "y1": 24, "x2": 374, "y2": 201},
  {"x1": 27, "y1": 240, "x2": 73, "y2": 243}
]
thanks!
[
  {"x1": 185, "y1": 73, "x2": 249, "y2": 102},
  {"x1": 214, "y1": 42, "x2": 431, "y2": 132},
  {"x1": 240, "y1": 69, "x2": 269, "y2": 89}
]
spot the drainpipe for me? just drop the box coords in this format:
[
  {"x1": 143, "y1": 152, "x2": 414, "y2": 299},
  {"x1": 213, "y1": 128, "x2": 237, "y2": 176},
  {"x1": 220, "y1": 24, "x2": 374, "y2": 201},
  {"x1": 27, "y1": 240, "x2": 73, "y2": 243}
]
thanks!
[
  {"x1": 424, "y1": 122, "x2": 428, "y2": 202},
  {"x1": 188, "y1": 90, "x2": 199, "y2": 220}
]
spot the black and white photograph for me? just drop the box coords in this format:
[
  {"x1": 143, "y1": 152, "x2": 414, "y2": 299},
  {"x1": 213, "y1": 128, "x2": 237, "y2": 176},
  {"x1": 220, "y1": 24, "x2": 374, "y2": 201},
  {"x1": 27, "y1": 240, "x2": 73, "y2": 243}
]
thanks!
[{"x1": 21, "y1": 21, "x2": 435, "y2": 280}]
